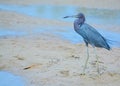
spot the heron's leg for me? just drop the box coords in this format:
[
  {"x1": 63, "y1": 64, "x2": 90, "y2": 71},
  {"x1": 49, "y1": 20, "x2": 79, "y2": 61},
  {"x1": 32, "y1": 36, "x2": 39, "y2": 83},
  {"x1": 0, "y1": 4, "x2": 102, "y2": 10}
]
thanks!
[
  {"x1": 94, "y1": 47, "x2": 100, "y2": 74},
  {"x1": 83, "y1": 46, "x2": 89, "y2": 74}
]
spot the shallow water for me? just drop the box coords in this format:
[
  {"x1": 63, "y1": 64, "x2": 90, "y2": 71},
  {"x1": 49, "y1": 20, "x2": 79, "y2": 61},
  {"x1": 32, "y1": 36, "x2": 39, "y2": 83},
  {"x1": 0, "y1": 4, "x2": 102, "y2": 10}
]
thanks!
[
  {"x1": 51, "y1": 27, "x2": 120, "y2": 47},
  {"x1": 0, "y1": 71, "x2": 24, "y2": 86},
  {"x1": 0, "y1": 26, "x2": 120, "y2": 47},
  {"x1": 0, "y1": 4, "x2": 120, "y2": 25},
  {"x1": 0, "y1": 4, "x2": 120, "y2": 47},
  {"x1": 0, "y1": 28, "x2": 26, "y2": 36}
]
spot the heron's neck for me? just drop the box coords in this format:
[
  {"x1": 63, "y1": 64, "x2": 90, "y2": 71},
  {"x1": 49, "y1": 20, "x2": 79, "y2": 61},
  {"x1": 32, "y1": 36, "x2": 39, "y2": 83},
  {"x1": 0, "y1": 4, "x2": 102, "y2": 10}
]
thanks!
[
  {"x1": 79, "y1": 23, "x2": 84, "y2": 27},
  {"x1": 74, "y1": 21, "x2": 84, "y2": 31}
]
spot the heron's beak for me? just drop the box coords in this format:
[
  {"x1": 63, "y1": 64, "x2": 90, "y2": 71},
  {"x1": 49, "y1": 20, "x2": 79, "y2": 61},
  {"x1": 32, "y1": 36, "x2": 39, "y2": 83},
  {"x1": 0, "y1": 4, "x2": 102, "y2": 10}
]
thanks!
[{"x1": 63, "y1": 15, "x2": 78, "y2": 18}]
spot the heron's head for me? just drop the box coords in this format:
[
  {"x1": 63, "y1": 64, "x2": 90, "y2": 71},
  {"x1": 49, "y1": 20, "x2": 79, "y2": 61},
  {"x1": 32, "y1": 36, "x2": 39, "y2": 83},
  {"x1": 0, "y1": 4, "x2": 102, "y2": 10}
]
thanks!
[{"x1": 64, "y1": 13, "x2": 85, "y2": 24}]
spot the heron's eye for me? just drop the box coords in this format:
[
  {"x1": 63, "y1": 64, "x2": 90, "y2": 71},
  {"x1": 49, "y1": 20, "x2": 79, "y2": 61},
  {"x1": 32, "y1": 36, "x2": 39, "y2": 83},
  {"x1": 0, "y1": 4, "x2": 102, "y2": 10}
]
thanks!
[{"x1": 79, "y1": 16, "x2": 83, "y2": 18}]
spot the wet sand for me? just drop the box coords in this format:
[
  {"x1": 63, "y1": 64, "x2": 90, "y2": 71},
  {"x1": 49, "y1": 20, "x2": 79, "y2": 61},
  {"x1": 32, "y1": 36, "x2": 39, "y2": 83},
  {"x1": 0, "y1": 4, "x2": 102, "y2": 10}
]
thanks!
[
  {"x1": 0, "y1": 0, "x2": 120, "y2": 86},
  {"x1": 0, "y1": 34, "x2": 120, "y2": 86}
]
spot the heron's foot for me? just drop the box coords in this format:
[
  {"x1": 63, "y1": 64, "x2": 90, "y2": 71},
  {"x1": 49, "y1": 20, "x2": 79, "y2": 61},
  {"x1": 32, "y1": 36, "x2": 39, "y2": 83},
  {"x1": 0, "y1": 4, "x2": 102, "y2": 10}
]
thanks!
[
  {"x1": 80, "y1": 73, "x2": 85, "y2": 76},
  {"x1": 81, "y1": 69, "x2": 86, "y2": 76},
  {"x1": 95, "y1": 60, "x2": 104, "y2": 64},
  {"x1": 90, "y1": 61, "x2": 104, "y2": 65}
]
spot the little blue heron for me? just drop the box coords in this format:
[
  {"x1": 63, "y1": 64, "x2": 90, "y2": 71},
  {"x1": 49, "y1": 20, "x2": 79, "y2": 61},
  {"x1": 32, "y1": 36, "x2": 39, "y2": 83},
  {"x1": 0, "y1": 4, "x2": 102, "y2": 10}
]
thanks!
[{"x1": 64, "y1": 13, "x2": 110, "y2": 74}]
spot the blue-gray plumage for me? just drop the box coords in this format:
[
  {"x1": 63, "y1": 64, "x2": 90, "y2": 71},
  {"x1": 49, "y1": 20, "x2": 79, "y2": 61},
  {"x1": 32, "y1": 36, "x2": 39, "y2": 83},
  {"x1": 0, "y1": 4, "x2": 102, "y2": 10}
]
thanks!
[
  {"x1": 74, "y1": 21, "x2": 110, "y2": 50},
  {"x1": 64, "y1": 13, "x2": 110, "y2": 74}
]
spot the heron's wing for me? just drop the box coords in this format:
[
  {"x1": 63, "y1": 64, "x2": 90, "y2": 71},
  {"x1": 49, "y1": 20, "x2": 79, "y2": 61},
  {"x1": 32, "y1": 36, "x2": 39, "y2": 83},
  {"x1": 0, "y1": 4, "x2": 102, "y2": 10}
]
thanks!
[
  {"x1": 80, "y1": 23, "x2": 104, "y2": 40},
  {"x1": 77, "y1": 23, "x2": 110, "y2": 49}
]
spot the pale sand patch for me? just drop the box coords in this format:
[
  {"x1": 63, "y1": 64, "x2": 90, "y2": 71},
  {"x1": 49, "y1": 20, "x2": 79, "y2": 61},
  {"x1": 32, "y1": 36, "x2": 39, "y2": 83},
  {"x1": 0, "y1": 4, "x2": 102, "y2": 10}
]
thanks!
[{"x1": 0, "y1": 35, "x2": 120, "y2": 86}]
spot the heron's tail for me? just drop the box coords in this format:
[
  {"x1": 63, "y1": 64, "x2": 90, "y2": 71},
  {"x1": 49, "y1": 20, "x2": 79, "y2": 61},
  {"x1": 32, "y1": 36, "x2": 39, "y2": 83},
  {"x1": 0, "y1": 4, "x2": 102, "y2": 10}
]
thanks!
[
  {"x1": 106, "y1": 43, "x2": 111, "y2": 50},
  {"x1": 107, "y1": 38, "x2": 120, "y2": 48},
  {"x1": 104, "y1": 39, "x2": 112, "y2": 50}
]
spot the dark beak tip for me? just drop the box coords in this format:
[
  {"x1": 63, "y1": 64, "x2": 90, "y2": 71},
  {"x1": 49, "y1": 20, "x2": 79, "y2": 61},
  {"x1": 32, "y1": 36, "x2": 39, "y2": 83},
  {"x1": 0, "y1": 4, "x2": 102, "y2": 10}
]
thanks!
[{"x1": 63, "y1": 16, "x2": 69, "y2": 18}]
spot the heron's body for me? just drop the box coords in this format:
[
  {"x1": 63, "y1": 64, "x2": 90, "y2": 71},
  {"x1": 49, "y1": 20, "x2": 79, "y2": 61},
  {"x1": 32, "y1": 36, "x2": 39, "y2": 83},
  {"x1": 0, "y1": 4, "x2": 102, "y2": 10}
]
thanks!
[
  {"x1": 74, "y1": 20, "x2": 110, "y2": 50},
  {"x1": 64, "y1": 13, "x2": 110, "y2": 74}
]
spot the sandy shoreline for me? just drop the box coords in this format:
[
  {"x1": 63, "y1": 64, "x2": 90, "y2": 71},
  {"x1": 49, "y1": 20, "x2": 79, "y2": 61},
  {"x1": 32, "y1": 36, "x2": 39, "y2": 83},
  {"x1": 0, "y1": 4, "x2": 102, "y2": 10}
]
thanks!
[
  {"x1": 0, "y1": 10, "x2": 120, "y2": 33},
  {"x1": 0, "y1": 0, "x2": 120, "y2": 86},
  {"x1": 0, "y1": 35, "x2": 120, "y2": 86}
]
